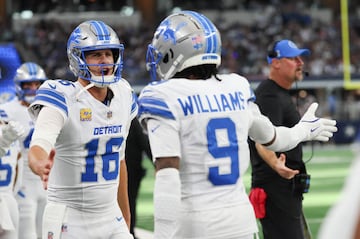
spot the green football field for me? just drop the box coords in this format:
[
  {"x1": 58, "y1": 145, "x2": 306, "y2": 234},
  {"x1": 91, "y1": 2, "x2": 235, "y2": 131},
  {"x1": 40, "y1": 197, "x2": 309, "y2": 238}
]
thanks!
[{"x1": 135, "y1": 144, "x2": 356, "y2": 238}]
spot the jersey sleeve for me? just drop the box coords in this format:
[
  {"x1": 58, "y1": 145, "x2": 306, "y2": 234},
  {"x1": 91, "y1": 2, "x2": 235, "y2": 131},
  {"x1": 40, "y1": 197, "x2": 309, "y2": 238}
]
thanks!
[
  {"x1": 130, "y1": 91, "x2": 138, "y2": 120},
  {"x1": 28, "y1": 80, "x2": 69, "y2": 122},
  {"x1": 248, "y1": 101, "x2": 276, "y2": 144},
  {"x1": 147, "y1": 118, "x2": 181, "y2": 160},
  {"x1": 137, "y1": 84, "x2": 176, "y2": 127},
  {"x1": 137, "y1": 83, "x2": 180, "y2": 158},
  {"x1": 118, "y1": 78, "x2": 138, "y2": 121}
]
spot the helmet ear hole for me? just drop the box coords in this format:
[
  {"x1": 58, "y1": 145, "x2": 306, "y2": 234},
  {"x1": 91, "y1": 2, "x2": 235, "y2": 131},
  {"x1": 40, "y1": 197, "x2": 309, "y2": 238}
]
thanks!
[
  {"x1": 163, "y1": 53, "x2": 169, "y2": 64},
  {"x1": 162, "y1": 49, "x2": 174, "y2": 64}
]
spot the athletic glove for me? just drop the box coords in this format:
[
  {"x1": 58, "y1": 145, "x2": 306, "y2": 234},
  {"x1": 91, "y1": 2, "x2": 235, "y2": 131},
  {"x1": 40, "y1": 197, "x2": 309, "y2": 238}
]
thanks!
[
  {"x1": 296, "y1": 103, "x2": 337, "y2": 142},
  {"x1": 0, "y1": 120, "x2": 26, "y2": 148}
]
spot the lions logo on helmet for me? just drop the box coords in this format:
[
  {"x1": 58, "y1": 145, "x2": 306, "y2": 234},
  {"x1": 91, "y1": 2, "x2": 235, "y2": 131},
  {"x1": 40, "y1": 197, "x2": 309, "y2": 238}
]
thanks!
[
  {"x1": 67, "y1": 20, "x2": 124, "y2": 87},
  {"x1": 146, "y1": 10, "x2": 222, "y2": 81},
  {"x1": 14, "y1": 62, "x2": 47, "y2": 104}
]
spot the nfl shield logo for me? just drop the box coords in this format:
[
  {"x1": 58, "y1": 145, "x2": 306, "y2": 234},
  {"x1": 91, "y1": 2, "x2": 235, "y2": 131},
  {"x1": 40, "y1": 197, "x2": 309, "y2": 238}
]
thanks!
[{"x1": 107, "y1": 111, "x2": 113, "y2": 119}]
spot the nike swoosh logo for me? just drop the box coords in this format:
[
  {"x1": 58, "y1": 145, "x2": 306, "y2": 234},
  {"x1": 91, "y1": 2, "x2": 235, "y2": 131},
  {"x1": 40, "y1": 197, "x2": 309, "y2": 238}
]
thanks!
[
  {"x1": 116, "y1": 216, "x2": 123, "y2": 222},
  {"x1": 17, "y1": 190, "x2": 26, "y2": 198},
  {"x1": 48, "y1": 83, "x2": 56, "y2": 89},
  {"x1": 151, "y1": 124, "x2": 161, "y2": 133},
  {"x1": 311, "y1": 127, "x2": 319, "y2": 132}
]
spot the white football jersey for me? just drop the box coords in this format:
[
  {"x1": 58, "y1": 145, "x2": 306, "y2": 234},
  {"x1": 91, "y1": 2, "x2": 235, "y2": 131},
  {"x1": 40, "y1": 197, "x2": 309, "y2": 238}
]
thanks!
[
  {"x1": 0, "y1": 99, "x2": 35, "y2": 181},
  {"x1": 0, "y1": 141, "x2": 20, "y2": 239},
  {"x1": 138, "y1": 73, "x2": 258, "y2": 238},
  {"x1": 29, "y1": 79, "x2": 138, "y2": 213},
  {"x1": 1, "y1": 98, "x2": 45, "y2": 239},
  {"x1": 0, "y1": 140, "x2": 20, "y2": 193}
]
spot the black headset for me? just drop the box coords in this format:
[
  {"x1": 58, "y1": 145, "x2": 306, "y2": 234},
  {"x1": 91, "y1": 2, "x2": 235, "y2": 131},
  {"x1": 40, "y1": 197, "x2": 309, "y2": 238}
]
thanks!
[{"x1": 267, "y1": 40, "x2": 281, "y2": 58}]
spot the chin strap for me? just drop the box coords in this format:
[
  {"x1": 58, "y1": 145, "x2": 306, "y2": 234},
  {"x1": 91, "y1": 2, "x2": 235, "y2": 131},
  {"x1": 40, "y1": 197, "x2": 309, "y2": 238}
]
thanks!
[{"x1": 75, "y1": 82, "x2": 94, "y2": 101}]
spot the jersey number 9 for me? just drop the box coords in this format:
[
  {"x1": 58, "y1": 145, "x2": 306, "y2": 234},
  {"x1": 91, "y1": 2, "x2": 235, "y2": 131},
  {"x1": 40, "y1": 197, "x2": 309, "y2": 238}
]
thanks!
[{"x1": 207, "y1": 118, "x2": 240, "y2": 186}]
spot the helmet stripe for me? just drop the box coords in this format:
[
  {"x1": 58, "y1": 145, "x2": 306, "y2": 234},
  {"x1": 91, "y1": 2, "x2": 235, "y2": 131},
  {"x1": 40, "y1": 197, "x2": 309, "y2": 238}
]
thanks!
[
  {"x1": 26, "y1": 62, "x2": 37, "y2": 77},
  {"x1": 183, "y1": 11, "x2": 217, "y2": 54},
  {"x1": 89, "y1": 20, "x2": 110, "y2": 41}
]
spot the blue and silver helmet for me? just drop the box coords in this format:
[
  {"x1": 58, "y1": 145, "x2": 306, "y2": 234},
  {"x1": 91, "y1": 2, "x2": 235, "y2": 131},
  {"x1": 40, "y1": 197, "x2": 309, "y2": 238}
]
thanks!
[
  {"x1": 146, "y1": 10, "x2": 221, "y2": 81},
  {"x1": 67, "y1": 20, "x2": 124, "y2": 87},
  {"x1": 14, "y1": 62, "x2": 47, "y2": 103}
]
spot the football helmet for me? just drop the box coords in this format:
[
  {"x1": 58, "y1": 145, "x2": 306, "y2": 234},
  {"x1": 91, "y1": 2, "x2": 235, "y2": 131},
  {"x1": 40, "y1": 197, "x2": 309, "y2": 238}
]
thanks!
[
  {"x1": 14, "y1": 62, "x2": 47, "y2": 103},
  {"x1": 146, "y1": 10, "x2": 221, "y2": 81},
  {"x1": 67, "y1": 20, "x2": 124, "y2": 87}
]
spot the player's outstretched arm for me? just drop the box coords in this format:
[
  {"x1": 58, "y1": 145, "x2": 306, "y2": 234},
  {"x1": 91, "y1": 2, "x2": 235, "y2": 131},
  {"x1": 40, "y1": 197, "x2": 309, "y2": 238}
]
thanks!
[
  {"x1": 153, "y1": 157, "x2": 181, "y2": 239},
  {"x1": 267, "y1": 103, "x2": 337, "y2": 151},
  {"x1": 0, "y1": 121, "x2": 25, "y2": 157},
  {"x1": 28, "y1": 146, "x2": 55, "y2": 190},
  {"x1": 249, "y1": 102, "x2": 337, "y2": 152},
  {"x1": 27, "y1": 106, "x2": 63, "y2": 190}
]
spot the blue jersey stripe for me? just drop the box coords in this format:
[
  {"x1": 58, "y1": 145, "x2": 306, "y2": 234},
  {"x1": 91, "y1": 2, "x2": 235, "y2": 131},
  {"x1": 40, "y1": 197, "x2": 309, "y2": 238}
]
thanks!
[
  {"x1": 131, "y1": 101, "x2": 138, "y2": 114},
  {"x1": 131, "y1": 93, "x2": 138, "y2": 114},
  {"x1": 248, "y1": 87, "x2": 256, "y2": 102},
  {"x1": 138, "y1": 96, "x2": 175, "y2": 119},
  {"x1": 138, "y1": 105, "x2": 175, "y2": 120},
  {"x1": 34, "y1": 95, "x2": 68, "y2": 116},
  {"x1": 138, "y1": 97, "x2": 169, "y2": 109},
  {"x1": 37, "y1": 89, "x2": 66, "y2": 104}
]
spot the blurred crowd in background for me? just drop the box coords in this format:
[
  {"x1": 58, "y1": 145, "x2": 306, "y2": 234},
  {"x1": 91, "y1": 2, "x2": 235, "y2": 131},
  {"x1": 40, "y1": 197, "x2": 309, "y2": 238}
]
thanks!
[
  {"x1": 5, "y1": 1, "x2": 360, "y2": 82},
  {"x1": 1, "y1": 0, "x2": 360, "y2": 143}
]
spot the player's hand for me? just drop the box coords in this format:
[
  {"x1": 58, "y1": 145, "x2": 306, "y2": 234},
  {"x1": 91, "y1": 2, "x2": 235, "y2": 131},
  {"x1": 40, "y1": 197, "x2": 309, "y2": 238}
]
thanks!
[
  {"x1": 41, "y1": 149, "x2": 55, "y2": 190},
  {"x1": 0, "y1": 120, "x2": 26, "y2": 147},
  {"x1": 298, "y1": 103, "x2": 337, "y2": 142},
  {"x1": 273, "y1": 153, "x2": 299, "y2": 179}
]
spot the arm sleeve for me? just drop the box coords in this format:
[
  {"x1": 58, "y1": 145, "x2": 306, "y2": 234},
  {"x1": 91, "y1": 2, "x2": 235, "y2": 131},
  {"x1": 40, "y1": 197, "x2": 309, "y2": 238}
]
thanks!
[
  {"x1": 30, "y1": 106, "x2": 65, "y2": 154},
  {"x1": 153, "y1": 168, "x2": 181, "y2": 239},
  {"x1": 248, "y1": 102, "x2": 276, "y2": 145},
  {"x1": 248, "y1": 101, "x2": 307, "y2": 152}
]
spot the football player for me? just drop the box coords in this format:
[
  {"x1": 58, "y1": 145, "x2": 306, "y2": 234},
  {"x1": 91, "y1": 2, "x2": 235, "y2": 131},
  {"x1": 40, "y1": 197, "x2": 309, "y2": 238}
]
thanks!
[
  {"x1": 138, "y1": 10, "x2": 337, "y2": 239},
  {"x1": 28, "y1": 20, "x2": 136, "y2": 239},
  {"x1": 0, "y1": 62, "x2": 48, "y2": 239},
  {"x1": 0, "y1": 125, "x2": 21, "y2": 239},
  {"x1": 0, "y1": 87, "x2": 23, "y2": 239}
]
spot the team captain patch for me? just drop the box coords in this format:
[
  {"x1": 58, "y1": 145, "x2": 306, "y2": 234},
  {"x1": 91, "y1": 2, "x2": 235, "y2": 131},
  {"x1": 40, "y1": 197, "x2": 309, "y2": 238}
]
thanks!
[{"x1": 80, "y1": 108, "x2": 92, "y2": 121}]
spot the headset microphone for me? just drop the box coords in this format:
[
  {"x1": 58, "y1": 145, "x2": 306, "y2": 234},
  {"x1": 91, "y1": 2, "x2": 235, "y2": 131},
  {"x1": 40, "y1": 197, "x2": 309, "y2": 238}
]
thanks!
[{"x1": 303, "y1": 71, "x2": 309, "y2": 77}]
